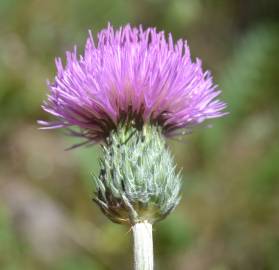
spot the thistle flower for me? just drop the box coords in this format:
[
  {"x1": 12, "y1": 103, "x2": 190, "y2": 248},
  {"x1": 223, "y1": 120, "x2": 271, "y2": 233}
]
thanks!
[
  {"x1": 39, "y1": 24, "x2": 226, "y2": 145},
  {"x1": 40, "y1": 24, "x2": 227, "y2": 270}
]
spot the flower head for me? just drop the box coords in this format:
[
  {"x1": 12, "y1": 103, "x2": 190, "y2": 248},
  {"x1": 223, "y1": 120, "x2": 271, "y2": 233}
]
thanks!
[{"x1": 40, "y1": 24, "x2": 226, "y2": 145}]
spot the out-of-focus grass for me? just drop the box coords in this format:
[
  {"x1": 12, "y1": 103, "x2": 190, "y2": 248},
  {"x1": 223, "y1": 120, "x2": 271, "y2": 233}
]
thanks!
[{"x1": 0, "y1": 0, "x2": 278, "y2": 270}]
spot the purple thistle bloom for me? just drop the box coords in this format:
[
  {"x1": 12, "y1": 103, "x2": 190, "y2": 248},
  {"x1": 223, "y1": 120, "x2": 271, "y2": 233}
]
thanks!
[{"x1": 39, "y1": 24, "x2": 227, "y2": 145}]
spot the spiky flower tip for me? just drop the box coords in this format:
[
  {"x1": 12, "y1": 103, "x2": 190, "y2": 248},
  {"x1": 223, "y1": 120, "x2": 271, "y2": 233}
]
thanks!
[{"x1": 39, "y1": 24, "x2": 227, "y2": 224}]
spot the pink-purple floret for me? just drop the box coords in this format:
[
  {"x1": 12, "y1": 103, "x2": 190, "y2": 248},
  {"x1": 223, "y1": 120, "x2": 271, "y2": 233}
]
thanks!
[{"x1": 39, "y1": 24, "x2": 227, "y2": 145}]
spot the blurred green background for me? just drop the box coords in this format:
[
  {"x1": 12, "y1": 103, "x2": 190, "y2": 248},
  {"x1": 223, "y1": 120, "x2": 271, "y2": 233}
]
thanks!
[{"x1": 0, "y1": 0, "x2": 278, "y2": 269}]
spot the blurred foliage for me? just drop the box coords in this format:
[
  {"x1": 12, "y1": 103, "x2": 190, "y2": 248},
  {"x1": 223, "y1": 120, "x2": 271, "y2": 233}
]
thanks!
[{"x1": 0, "y1": 0, "x2": 278, "y2": 269}]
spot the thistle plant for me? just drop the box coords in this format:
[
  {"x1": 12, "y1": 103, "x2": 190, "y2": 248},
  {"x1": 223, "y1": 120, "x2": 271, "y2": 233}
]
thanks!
[{"x1": 39, "y1": 24, "x2": 226, "y2": 270}]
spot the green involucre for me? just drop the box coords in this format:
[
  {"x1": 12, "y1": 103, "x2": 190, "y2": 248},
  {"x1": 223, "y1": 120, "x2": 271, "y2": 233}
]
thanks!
[{"x1": 93, "y1": 124, "x2": 181, "y2": 225}]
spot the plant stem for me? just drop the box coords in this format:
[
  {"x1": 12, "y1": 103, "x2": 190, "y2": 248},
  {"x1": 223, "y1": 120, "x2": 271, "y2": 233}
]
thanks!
[{"x1": 132, "y1": 221, "x2": 153, "y2": 270}]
